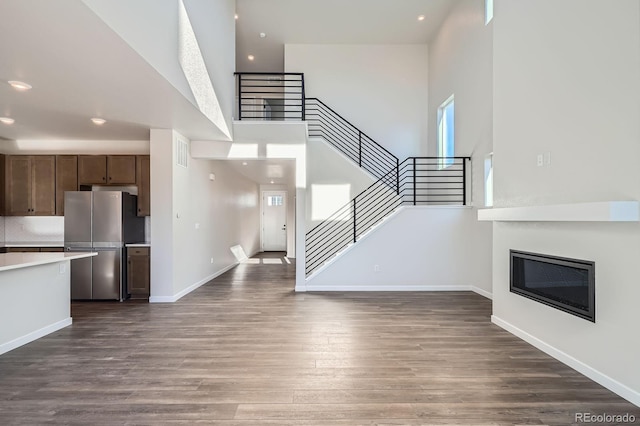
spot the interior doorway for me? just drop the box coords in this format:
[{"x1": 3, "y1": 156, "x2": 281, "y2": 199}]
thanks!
[{"x1": 261, "y1": 191, "x2": 287, "y2": 252}]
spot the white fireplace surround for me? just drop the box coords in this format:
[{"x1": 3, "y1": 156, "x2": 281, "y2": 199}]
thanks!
[{"x1": 478, "y1": 201, "x2": 639, "y2": 222}]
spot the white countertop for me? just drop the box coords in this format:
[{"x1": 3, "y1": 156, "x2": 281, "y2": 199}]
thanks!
[
  {"x1": 0, "y1": 252, "x2": 97, "y2": 272},
  {"x1": 2, "y1": 241, "x2": 65, "y2": 247},
  {"x1": 126, "y1": 243, "x2": 151, "y2": 247}
]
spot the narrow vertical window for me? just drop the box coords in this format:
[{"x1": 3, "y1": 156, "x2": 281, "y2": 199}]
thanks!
[
  {"x1": 484, "y1": 152, "x2": 494, "y2": 207},
  {"x1": 485, "y1": 0, "x2": 494, "y2": 25},
  {"x1": 437, "y1": 95, "x2": 455, "y2": 169}
]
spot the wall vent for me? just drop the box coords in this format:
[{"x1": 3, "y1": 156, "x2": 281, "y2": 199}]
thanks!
[{"x1": 176, "y1": 138, "x2": 189, "y2": 168}]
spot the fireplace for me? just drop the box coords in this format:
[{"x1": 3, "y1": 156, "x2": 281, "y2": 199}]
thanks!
[{"x1": 510, "y1": 250, "x2": 595, "y2": 322}]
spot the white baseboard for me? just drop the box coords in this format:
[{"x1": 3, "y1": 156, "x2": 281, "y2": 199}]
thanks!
[
  {"x1": 491, "y1": 315, "x2": 640, "y2": 407},
  {"x1": 304, "y1": 285, "x2": 474, "y2": 292},
  {"x1": 302, "y1": 284, "x2": 493, "y2": 296},
  {"x1": 0, "y1": 317, "x2": 72, "y2": 356},
  {"x1": 149, "y1": 262, "x2": 239, "y2": 303},
  {"x1": 471, "y1": 286, "x2": 493, "y2": 299}
]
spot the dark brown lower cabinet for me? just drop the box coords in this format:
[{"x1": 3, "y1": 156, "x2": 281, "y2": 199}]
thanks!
[{"x1": 127, "y1": 247, "x2": 150, "y2": 299}]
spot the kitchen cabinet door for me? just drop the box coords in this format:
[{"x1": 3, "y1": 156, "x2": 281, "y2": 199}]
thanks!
[
  {"x1": 127, "y1": 247, "x2": 150, "y2": 299},
  {"x1": 31, "y1": 156, "x2": 56, "y2": 216},
  {"x1": 6, "y1": 156, "x2": 32, "y2": 216},
  {"x1": 78, "y1": 155, "x2": 107, "y2": 184},
  {"x1": 55, "y1": 155, "x2": 78, "y2": 216},
  {"x1": 136, "y1": 155, "x2": 150, "y2": 216},
  {"x1": 107, "y1": 155, "x2": 136, "y2": 184}
]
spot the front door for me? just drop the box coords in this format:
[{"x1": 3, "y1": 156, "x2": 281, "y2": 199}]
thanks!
[{"x1": 262, "y1": 191, "x2": 287, "y2": 251}]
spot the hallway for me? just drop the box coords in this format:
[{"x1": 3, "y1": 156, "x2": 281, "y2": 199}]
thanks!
[{"x1": 0, "y1": 252, "x2": 637, "y2": 424}]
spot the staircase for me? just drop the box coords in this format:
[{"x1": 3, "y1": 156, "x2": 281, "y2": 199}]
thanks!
[{"x1": 234, "y1": 72, "x2": 471, "y2": 277}]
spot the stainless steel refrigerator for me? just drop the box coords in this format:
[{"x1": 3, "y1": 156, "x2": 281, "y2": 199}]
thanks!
[{"x1": 64, "y1": 191, "x2": 145, "y2": 301}]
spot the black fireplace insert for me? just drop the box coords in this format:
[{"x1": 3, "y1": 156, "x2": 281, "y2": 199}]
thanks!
[{"x1": 510, "y1": 250, "x2": 595, "y2": 322}]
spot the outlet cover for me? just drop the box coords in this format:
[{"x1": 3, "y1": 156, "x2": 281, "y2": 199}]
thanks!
[
  {"x1": 536, "y1": 154, "x2": 544, "y2": 167},
  {"x1": 374, "y1": 264, "x2": 381, "y2": 272}
]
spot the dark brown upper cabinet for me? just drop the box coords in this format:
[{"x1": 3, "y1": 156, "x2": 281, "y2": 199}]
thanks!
[
  {"x1": 5, "y1": 155, "x2": 55, "y2": 216},
  {"x1": 136, "y1": 155, "x2": 150, "y2": 216},
  {"x1": 55, "y1": 155, "x2": 78, "y2": 216},
  {"x1": 78, "y1": 155, "x2": 136, "y2": 185}
]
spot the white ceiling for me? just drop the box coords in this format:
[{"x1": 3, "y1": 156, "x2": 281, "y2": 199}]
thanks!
[
  {"x1": 225, "y1": 158, "x2": 296, "y2": 186},
  {"x1": 235, "y1": 0, "x2": 459, "y2": 72},
  {"x1": 0, "y1": 0, "x2": 229, "y2": 142}
]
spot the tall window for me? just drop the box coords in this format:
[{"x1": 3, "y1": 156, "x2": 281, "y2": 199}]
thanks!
[
  {"x1": 485, "y1": 0, "x2": 494, "y2": 25},
  {"x1": 437, "y1": 95, "x2": 455, "y2": 169},
  {"x1": 484, "y1": 152, "x2": 494, "y2": 207}
]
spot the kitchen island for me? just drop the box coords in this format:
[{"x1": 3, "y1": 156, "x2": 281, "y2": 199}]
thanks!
[{"x1": 0, "y1": 251, "x2": 97, "y2": 355}]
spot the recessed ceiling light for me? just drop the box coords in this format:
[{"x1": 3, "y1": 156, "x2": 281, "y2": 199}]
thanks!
[
  {"x1": 235, "y1": 13, "x2": 238, "y2": 20},
  {"x1": 242, "y1": 161, "x2": 248, "y2": 166},
  {"x1": 418, "y1": 15, "x2": 426, "y2": 21},
  {"x1": 91, "y1": 118, "x2": 106, "y2": 125},
  {"x1": 247, "y1": 55, "x2": 255, "y2": 61},
  {"x1": 0, "y1": 117, "x2": 15, "y2": 125},
  {"x1": 259, "y1": 32, "x2": 266, "y2": 38},
  {"x1": 270, "y1": 180, "x2": 274, "y2": 184},
  {"x1": 8, "y1": 80, "x2": 32, "y2": 91}
]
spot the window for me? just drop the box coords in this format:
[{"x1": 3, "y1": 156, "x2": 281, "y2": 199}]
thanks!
[
  {"x1": 311, "y1": 184, "x2": 351, "y2": 221},
  {"x1": 267, "y1": 195, "x2": 283, "y2": 206},
  {"x1": 437, "y1": 95, "x2": 455, "y2": 169},
  {"x1": 485, "y1": 0, "x2": 494, "y2": 25},
  {"x1": 484, "y1": 152, "x2": 494, "y2": 207}
]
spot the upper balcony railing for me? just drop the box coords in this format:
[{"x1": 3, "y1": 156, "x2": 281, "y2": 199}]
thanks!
[{"x1": 234, "y1": 72, "x2": 305, "y2": 121}]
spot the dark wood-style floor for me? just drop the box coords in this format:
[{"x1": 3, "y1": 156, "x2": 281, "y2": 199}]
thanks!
[{"x1": 0, "y1": 251, "x2": 638, "y2": 425}]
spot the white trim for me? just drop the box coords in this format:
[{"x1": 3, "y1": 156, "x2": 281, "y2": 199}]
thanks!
[
  {"x1": 0, "y1": 317, "x2": 72, "y2": 356},
  {"x1": 305, "y1": 285, "x2": 474, "y2": 292},
  {"x1": 471, "y1": 286, "x2": 493, "y2": 299},
  {"x1": 478, "y1": 201, "x2": 639, "y2": 222},
  {"x1": 149, "y1": 262, "x2": 239, "y2": 303},
  {"x1": 491, "y1": 315, "x2": 640, "y2": 407}
]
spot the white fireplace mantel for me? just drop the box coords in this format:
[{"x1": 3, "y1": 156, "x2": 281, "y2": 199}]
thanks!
[{"x1": 477, "y1": 201, "x2": 640, "y2": 222}]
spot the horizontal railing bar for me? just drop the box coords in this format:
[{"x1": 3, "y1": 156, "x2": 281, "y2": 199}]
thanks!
[
  {"x1": 310, "y1": 115, "x2": 361, "y2": 140},
  {"x1": 235, "y1": 72, "x2": 304, "y2": 76},
  {"x1": 306, "y1": 99, "x2": 399, "y2": 163}
]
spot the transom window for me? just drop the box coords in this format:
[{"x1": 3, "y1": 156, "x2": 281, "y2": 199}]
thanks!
[{"x1": 267, "y1": 195, "x2": 283, "y2": 206}]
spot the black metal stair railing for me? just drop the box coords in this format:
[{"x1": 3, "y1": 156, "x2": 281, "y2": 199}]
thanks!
[
  {"x1": 305, "y1": 156, "x2": 471, "y2": 277},
  {"x1": 399, "y1": 157, "x2": 469, "y2": 205},
  {"x1": 305, "y1": 97, "x2": 399, "y2": 187},
  {"x1": 305, "y1": 167, "x2": 401, "y2": 276},
  {"x1": 234, "y1": 72, "x2": 305, "y2": 120},
  {"x1": 234, "y1": 72, "x2": 399, "y2": 189}
]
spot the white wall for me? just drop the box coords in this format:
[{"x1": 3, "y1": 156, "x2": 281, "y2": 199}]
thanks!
[
  {"x1": 172, "y1": 157, "x2": 260, "y2": 297},
  {"x1": 182, "y1": 0, "x2": 236, "y2": 134},
  {"x1": 151, "y1": 130, "x2": 261, "y2": 302},
  {"x1": 492, "y1": 0, "x2": 640, "y2": 405},
  {"x1": 82, "y1": 0, "x2": 235, "y2": 139},
  {"x1": 306, "y1": 138, "x2": 377, "y2": 231},
  {"x1": 428, "y1": 0, "x2": 493, "y2": 206},
  {"x1": 81, "y1": 0, "x2": 193, "y2": 102},
  {"x1": 285, "y1": 44, "x2": 428, "y2": 159},
  {"x1": 150, "y1": 130, "x2": 175, "y2": 300},
  {"x1": 305, "y1": 206, "x2": 492, "y2": 294}
]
